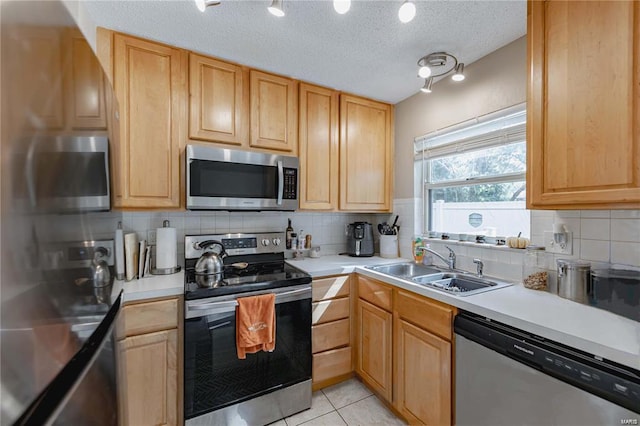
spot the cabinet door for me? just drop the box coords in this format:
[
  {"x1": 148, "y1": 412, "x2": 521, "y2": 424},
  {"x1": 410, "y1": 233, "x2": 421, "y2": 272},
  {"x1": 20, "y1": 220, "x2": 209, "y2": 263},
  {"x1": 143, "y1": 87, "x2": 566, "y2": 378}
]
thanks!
[
  {"x1": 117, "y1": 329, "x2": 179, "y2": 426},
  {"x1": 528, "y1": 0, "x2": 640, "y2": 208},
  {"x1": 356, "y1": 299, "x2": 392, "y2": 401},
  {"x1": 113, "y1": 34, "x2": 186, "y2": 208},
  {"x1": 250, "y1": 70, "x2": 298, "y2": 154},
  {"x1": 9, "y1": 27, "x2": 64, "y2": 130},
  {"x1": 339, "y1": 95, "x2": 392, "y2": 212},
  {"x1": 395, "y1": 319, "x2": 451, "y2": 425},
  {"x1": 299, "y1": 83, "x2": 339, "y2": 210},
  {"x1": 189, "y1": 53, "x2": 248, "y2": 145},
  {"x1": 64, "y1": 29, "x2": 107, "y2": 130}
]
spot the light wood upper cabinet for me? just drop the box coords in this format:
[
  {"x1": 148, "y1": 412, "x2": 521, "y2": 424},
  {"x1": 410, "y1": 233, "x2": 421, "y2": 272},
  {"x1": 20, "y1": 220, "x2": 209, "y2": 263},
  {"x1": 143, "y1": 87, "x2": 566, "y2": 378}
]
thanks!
[
  {"x1": 527, "y1": 0, "x2": 640, "y2": 209},
  {"x1": 298, "y1": 83, "x2": 339, "y2": 210},
  {"x1": 118, "y1": 329, "x2": 179, "y2": 426},
  {"x1": 189, "y1": 53, "x2": 248, "y2": 146},
  {"x1": 113, "y1": 33, "x2": 186, "y2": 209},
  {"x1": 250, "y1": 70, "x2": 298, "y2": 154},
  {"x1": 8, "y1": 27, "x2": 65, "y2": 130},
  {"x1": 339, "y1": 95, "x2": 393, "y2": 212},
  {"x1": 64, "y1": 29, "x2": 107, "y2": 130}
]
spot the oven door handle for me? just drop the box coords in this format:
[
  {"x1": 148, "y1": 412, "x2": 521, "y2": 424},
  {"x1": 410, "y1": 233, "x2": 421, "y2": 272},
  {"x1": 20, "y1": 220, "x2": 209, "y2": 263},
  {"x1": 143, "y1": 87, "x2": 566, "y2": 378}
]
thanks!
[
  {"x1": 186, "y1": 285, "x2": 311, "y2": 318},
  {"x1": 276, "y1": 160, "x2": 284, "y2": 206}
]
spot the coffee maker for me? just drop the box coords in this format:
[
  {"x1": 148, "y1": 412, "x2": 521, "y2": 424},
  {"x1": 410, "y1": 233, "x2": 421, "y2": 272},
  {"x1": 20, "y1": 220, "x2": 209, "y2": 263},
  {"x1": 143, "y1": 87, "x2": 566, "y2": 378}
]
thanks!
[{"x1": 346, "y1": 222, "x2": 374, "y2": 257}]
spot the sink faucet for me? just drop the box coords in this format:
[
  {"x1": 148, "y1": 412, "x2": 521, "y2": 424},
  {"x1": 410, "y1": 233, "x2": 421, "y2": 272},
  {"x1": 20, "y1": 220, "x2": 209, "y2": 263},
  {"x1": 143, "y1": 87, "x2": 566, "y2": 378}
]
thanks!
[
  {"x1": 473, "y1": 258, "x2": 484, "y2": 277},
  {"x1": 420, "y1": 246, "x2": 456, "y2": 270}
]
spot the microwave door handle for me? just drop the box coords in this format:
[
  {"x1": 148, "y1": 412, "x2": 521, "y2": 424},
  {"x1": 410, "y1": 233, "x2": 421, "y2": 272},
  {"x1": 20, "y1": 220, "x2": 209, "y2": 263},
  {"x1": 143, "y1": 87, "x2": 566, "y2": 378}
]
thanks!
[{"x1": 277, "y1": 160, "x2": 284, "y2": 206}]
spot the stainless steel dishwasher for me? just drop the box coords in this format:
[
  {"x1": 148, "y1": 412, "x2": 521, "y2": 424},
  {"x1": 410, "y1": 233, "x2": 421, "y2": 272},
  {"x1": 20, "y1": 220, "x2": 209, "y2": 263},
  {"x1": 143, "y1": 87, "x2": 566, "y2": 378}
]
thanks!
[{"x1": 454, "y1": 311, "x2": 640, "y2": 425}]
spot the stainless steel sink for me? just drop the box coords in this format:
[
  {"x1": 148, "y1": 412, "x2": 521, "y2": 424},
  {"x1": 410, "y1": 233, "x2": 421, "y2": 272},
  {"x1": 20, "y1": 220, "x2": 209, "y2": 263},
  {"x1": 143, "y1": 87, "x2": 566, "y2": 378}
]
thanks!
[
  {"x1": 366, "y1": 262, "x2": 443, "y2": 278},
  {"x1": 411, "y1": 272, "x2": 512, "y2": 296}
]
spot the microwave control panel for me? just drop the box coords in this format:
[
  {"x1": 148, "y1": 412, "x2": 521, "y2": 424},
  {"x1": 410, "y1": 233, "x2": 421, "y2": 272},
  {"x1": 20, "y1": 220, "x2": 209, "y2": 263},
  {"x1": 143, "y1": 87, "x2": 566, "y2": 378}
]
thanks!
[{"x1": 283, "y1": 168, "x2": 297, "y2": 200}]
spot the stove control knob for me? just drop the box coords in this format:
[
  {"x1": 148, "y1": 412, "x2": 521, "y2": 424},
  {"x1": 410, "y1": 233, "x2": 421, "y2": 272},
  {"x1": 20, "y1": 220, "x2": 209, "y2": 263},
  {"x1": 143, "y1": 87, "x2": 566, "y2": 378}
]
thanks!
[
  {"x1": 261, "y1": 239, "x2": 270, "y2": 247},
  {"x1": 272, "y1": 238, "x2": 281, "y2": 246}
]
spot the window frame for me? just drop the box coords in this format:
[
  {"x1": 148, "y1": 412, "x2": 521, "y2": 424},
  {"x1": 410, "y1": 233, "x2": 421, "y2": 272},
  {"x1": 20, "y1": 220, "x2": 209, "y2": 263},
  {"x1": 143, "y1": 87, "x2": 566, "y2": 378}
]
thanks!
[{"x1": 415, "y1": 103, "x2": 527, "y2": 235}]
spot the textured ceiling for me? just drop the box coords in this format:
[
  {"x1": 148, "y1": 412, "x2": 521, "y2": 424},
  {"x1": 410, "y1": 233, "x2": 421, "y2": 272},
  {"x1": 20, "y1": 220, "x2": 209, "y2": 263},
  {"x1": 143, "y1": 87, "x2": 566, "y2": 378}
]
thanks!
[{"x1": 80, "y1": 0, "x2": 526, "y2": 104}]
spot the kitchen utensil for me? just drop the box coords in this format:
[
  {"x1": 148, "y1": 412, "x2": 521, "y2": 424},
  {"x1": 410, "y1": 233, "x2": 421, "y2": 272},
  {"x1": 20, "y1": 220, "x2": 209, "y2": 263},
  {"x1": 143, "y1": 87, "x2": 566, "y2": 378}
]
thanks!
[
  {"x1": 91, "y1": 247, "x2": 111, "y2": 288},
  {"x1": 195, "y1": 240, "x2": 226, "y2": 275},
  {"x1": 231, "y1": 262, "x2": 249, "y2": 269},
  {"x1": 556, "y1": 259, "x2": 590, "y2": 303},
  {"x1": 391, "y1": 215, "x2": 399, "y2": 229},
  {"x1": 378, "y1": 223, "x2": 384, "y2": 234}
]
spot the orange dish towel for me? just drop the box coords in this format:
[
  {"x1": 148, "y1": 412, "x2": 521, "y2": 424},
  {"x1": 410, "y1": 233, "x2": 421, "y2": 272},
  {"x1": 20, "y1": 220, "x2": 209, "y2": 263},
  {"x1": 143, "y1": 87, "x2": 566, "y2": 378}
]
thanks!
[{"x1": 236, "y1": 293, "x2": 276, "y2": 359}]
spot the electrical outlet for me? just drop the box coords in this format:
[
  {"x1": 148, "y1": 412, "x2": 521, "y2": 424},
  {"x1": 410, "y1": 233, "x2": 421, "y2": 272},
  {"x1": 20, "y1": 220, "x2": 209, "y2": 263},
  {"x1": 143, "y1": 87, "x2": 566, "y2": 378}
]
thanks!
[
  {"x1": 544, "y1": 231, "x2": 573, "y2": 255},
  {"x1": 147, "y1": 229, "x2": 157, "y2": 245}
]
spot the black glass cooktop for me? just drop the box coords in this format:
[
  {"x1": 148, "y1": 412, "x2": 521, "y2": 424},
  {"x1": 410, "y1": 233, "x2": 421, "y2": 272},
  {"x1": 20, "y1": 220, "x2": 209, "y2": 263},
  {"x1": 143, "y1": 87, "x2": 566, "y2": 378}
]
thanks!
[{"x1": 184, "y1": 253, "x2": 311, "y2": 300}]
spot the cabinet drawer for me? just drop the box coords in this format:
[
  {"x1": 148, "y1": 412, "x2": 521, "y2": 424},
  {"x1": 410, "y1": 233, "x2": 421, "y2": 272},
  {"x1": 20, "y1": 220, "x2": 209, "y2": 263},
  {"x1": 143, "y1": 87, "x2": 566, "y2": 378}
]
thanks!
[
  {"x1": 312, "y1": 318, "x2": 350, "y2": 354},
  {"x1": 312, "y1": 297, "x2": 349, "y2": 325},
  {"x1": 117, "y1": 297, "x2": 179, "y2": 339},
  {"x1": 357, "y1": 276, "x2": 392, "y2": 311},
  {"x1": 395, "y1": 290, "x2": 454, "y2": 340},
  {"x1": 312, "y1": 275, "x2": 350, "y2": 302},
  {"x1": 313, "y1": 347, "x2": 352, "y2": 384}
]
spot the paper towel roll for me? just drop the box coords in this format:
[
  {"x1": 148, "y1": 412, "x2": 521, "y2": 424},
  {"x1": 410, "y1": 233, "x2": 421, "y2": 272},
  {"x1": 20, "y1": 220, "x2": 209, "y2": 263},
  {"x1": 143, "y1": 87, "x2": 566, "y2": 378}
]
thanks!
[
  {"x1": 114, "y1": 222, "x2": 125, "y2": 280},
  {"x1": 156, "y1": 221, "x2": 177, "y2": 270}
]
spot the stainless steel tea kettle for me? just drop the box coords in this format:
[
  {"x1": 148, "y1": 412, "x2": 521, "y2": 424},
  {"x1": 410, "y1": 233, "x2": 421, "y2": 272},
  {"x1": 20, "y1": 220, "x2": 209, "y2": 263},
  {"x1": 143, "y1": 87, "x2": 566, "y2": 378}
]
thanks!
[
  {"x1": 194, "y1": 240, "x2": 226, "y2": 287},
  {"x1": 91, "y1": 247, "x2": 111, "y2": 288}
]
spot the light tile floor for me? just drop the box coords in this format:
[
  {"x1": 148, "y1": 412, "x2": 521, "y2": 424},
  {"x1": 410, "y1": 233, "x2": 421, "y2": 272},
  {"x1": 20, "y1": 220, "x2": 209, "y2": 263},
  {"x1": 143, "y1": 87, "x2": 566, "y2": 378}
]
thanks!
[{"x1": 270, "y1": 378, "x2": 406, "y2": 426}]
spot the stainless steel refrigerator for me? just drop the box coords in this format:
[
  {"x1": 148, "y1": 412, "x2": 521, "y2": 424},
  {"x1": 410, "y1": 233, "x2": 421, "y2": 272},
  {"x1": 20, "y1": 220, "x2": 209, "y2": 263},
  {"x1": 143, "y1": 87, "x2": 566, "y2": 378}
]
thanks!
[{"x1": 1, "y1": 1, "x2": 122, "y2": 424}]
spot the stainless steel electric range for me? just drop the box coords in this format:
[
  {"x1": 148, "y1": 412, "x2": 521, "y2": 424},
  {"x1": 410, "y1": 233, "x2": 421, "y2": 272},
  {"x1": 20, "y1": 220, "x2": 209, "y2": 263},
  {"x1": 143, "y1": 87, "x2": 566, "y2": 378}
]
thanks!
[{"x1": 183, "y1": 232, "x2": 312, "y2": 426}]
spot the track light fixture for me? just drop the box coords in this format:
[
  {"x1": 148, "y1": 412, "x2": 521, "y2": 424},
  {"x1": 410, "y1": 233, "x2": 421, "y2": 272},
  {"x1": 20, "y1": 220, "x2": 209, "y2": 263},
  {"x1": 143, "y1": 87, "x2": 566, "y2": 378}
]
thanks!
[
  {"x1": 268, "y1": 0, "x2": 285, "y2": 17},
  {"x1": 452, "y1": 63, "x2": 465, "y2": 81},
  {"x1": 195, "y1": 0, "x2": 221, "y2": 12},
  {"x1": 416, "y1": 52, "x2": 465, "y2": 93},
  {"x1": 398, "y1": 0, "x2": 416, "y2": 23},
  {"x1": 420, "y1": 77, "x2": 433, "y2": 93}
]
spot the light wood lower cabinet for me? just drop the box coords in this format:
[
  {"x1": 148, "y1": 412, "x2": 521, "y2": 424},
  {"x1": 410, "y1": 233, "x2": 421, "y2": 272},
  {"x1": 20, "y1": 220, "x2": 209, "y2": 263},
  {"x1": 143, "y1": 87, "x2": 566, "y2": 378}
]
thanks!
[
  {"x1": 393, "y1": 289, "x2": 455, "y2": 425},
  {"x1": 395, "y1": 318, "x2": 451, "y2": 425},
  {"x1": 354, "y1": 275, "x2": 456, "y2": 424},
  {"x1": 311, "y1": 275, "x2": 352, "y2": 389},
  {"x1": 356, "y1": 298, "x2": 393, "y2": 401},
  {"x1": 117, "y1": 329, "x2": 178, "y2": 426},
  {"x1": 116, "y1": 297, "x2": 181, "y2": 426}
]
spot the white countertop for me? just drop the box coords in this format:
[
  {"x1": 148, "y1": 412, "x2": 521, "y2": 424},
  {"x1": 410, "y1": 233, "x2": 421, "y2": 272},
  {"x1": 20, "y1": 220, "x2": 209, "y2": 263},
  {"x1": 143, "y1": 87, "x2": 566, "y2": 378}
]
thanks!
[
  {"x1": 111, "y1": 270, "x2": 184, "y2": 303},
  {"x1": 285, "y1": 255, "x2": 405, "y2": 277},
  {"x1": 108, "y1": 254, "x2": 640, "y2": 371}
]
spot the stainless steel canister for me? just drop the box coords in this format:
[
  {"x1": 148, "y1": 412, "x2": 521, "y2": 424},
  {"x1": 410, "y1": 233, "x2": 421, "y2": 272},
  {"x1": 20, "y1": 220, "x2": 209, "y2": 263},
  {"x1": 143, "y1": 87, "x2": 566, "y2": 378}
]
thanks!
[{"x1": 556, "y1": 259, "x2": 591, "y2": 303}]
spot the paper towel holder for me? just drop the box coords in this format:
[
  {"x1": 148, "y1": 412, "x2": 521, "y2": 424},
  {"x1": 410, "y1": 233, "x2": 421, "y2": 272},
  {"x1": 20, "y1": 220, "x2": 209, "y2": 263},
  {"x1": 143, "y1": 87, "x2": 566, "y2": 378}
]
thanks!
[{"x1": 151, "y1": 220, "x2": 182, "y2": 276}]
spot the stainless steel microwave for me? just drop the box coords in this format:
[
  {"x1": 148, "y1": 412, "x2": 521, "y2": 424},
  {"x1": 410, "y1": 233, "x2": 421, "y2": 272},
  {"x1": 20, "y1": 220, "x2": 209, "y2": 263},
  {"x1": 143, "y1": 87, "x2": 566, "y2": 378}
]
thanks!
[
  {"x1": 186, "y1": 145, "x2": 299, "y2": 211},
  {"x1": 15, "y1": 136, "x2": 110, "y2": 213}
]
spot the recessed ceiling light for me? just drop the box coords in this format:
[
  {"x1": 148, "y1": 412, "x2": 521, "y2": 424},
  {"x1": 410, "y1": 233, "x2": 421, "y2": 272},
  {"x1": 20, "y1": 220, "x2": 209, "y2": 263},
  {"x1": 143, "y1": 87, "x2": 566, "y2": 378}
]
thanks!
[
  {"x1": 333, "y1": 0, "x2": 351, "y2": 14},
  {"x1": 398, "y1": 0, "x2": 416, "y2": 23}
]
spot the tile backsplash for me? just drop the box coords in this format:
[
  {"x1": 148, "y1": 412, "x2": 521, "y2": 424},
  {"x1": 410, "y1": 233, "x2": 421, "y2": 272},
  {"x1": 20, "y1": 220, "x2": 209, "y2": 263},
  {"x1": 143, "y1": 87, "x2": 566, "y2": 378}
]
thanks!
[
  {"x1": 43, "y1": 210, "x2": 386, "y2": 267},
  {"x1": 419, "y1": 208, "x2": 640, "y2": 284}
]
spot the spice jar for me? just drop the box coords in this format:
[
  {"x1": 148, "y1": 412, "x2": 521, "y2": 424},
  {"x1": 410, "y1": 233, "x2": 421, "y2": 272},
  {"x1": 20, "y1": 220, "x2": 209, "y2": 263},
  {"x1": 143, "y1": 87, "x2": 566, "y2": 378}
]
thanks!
[{"x1": 523, "y1": 245, "x2": 548, "y2": 290}]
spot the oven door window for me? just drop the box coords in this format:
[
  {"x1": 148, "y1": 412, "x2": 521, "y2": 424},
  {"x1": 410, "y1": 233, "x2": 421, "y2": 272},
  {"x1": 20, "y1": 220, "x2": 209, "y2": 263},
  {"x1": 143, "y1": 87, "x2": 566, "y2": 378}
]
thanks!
[
  {"x1": 184, "y1": 298, "x2": 311, "y2": 420},
  {"x1": 189, "y1": 160, "x2": 278, "y2": 199}
]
